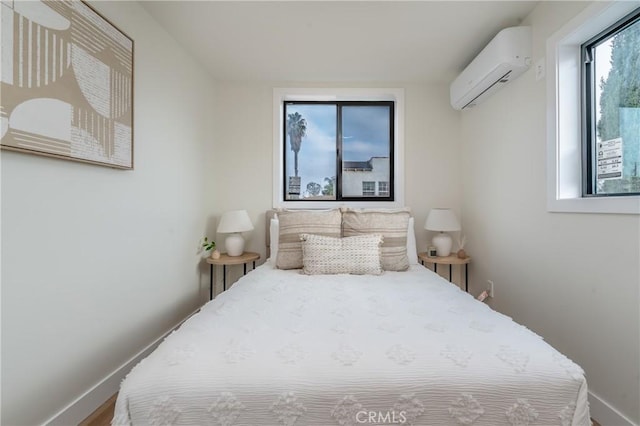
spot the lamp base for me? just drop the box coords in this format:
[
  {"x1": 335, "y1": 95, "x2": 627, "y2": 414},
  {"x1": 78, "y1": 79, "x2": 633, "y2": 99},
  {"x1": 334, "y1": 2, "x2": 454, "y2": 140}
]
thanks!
[
  {"x1": 225, "y1": 233, "x2": 245, "y2": 257},
  {"x1": 432, "y1": 232, "x2": 453, "y2": 257}
]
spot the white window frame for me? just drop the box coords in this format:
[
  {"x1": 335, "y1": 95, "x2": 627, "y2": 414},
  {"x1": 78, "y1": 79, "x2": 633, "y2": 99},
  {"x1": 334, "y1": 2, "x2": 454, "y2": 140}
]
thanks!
[
  {"x1": 546, "y1": 1, "x2": 640, "y2": 214},
  {"x1": 273, "y1": 87, "x2": 405, "y2": 209}
]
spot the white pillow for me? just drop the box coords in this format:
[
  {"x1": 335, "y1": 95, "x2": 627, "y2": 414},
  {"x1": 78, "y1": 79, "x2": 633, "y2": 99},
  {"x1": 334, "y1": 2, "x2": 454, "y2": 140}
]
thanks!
[
  {"x1": 269, "y1": 215, "x2": 418, "y2": 265},
  {"x1": 300, "y1": 234, "x2": 383, "y2": 275}
]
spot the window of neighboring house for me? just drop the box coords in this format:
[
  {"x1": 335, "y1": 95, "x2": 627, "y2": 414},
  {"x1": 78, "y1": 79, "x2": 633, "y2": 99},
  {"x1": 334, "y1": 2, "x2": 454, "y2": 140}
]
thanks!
[
  {"x1": 582, "y1": 8, "x2": 640, "y2": 197},
  {"x1": 378, "y1": 181, "x2": 389, "y2": 196},
  {"x1": 546, "y1": 2, "x2": 639, "y2": 214},
  {"x1": 362, "y1": 181, "x2": 375, "y2": 196},
  {"x1": 283, "y1": 101, "x2": 394, "y2": 202}
]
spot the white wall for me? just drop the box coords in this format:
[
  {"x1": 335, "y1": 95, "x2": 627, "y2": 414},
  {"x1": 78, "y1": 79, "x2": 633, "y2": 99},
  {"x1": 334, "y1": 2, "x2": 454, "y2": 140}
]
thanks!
[
  {"x1": 210, "y1": 81, "x2": 462, "y2": 285},
  {"x1": 460, "y1": 1, "x2": 639, "y2": 423},
  {"x1": 0, "y1": 1, "x2": 215, "y2": 424}
]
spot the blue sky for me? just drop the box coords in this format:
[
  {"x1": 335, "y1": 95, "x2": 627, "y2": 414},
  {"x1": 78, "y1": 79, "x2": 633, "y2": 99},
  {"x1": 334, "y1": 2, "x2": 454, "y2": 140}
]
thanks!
[{"x1": 285, "y1": 104, "x2": 390, "y2": 196}]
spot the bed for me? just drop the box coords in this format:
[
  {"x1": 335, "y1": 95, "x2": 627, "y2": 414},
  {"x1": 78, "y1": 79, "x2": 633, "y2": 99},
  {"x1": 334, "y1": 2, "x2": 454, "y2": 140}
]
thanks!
[{"x1": 113, "y1": 209, "x2": 590, "y2": 426}]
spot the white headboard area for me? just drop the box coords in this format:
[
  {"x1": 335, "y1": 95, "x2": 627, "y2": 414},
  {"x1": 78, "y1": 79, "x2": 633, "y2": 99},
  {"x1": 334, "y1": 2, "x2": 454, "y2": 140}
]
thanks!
[{"x1": 265, "y1": 209, "x2": 277, "y2": 259}]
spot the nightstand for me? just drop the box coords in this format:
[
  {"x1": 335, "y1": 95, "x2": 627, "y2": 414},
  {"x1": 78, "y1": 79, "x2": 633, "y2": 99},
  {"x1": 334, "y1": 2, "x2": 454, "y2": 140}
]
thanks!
[
  {"x1": 418, "y1": 252, "x2": 471, "y2": 292},
  {"x1": 205, "y1": 252, "x2": 260, "y2": 299}
]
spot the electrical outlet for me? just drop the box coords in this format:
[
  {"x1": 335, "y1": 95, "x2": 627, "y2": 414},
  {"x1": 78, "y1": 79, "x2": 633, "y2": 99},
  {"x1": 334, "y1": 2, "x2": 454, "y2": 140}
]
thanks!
[{"x1": 487, "y1": 280, "x2": 495, "y2": 298}]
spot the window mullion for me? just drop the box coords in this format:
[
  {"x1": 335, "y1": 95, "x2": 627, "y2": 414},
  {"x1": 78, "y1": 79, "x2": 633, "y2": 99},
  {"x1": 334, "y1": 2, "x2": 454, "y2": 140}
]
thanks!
[{"x1": 336, "y1": 103, "x2": 343, "y2": 200}]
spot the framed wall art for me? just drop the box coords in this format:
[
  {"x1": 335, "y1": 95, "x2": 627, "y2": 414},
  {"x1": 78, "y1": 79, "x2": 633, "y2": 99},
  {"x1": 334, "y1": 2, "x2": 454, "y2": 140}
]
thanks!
[{"x1": 0, "y1": 0, "x2": 134, "y2": 169}]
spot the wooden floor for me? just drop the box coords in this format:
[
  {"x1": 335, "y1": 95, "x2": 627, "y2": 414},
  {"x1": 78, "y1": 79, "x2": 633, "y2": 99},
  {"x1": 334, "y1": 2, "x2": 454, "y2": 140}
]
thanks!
[
  {"x1": 80, "y1": 394, "x2": 117, "y2": 426},
  {"x1": 82, "y1": 393, "x2": 602, "y2": 426}
]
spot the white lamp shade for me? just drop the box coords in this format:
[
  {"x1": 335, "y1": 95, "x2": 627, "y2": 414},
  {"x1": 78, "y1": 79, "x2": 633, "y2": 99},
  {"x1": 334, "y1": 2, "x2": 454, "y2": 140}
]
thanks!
[
  {"x1": 424, "y1": 208, "x2": 461, "y2": 232},
  {"x1": 217, "y1": 210, "x2": 254, "y2": 233}
]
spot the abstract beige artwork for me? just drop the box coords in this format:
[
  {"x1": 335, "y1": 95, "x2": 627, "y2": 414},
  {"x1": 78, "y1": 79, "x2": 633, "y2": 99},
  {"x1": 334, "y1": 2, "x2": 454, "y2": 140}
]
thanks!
[{"x1": 0, "y1": 0, "x2": 133, "y2": 169}]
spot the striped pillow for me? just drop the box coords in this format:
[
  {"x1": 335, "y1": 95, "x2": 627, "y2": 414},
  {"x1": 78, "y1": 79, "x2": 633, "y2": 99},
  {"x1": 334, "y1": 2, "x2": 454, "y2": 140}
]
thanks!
[
  {"x1": 300, "y1": 234, "x2": 383, "y2": 275},
  {"x1": 341, "y1": 208, "x2": 411, "y2": 271},
  {"x1": 275, "y1": 209, "x2": 342, "y2": 269}
]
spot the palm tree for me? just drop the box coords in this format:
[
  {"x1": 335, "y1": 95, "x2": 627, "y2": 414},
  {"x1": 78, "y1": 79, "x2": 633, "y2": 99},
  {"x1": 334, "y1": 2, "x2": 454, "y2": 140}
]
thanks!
[{"x1": 287, "y1": 112, "x2": 307, "y2": 177}]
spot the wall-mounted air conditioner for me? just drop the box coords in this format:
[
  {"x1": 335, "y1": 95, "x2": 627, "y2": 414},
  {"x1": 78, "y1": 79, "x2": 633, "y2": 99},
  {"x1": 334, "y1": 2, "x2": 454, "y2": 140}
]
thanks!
[{"x1": 450, "y1": 26, "x2": 532, "y2": 110}]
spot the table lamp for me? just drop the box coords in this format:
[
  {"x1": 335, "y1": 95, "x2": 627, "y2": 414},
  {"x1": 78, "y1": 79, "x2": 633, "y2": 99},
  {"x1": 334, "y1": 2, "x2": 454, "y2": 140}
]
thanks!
[
  {"x1": 217, "y1": 210, "x2": 254, "y2": 256},
  {"x1": 424, "y1": 208, "x2": 460, "y2": 257}
]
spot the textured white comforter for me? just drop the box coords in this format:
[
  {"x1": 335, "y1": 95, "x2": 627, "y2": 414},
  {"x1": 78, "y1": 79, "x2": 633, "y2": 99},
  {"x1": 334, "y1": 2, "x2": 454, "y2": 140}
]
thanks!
[{"x1": 114, "y1": 263, "x2": 590, "y2": 426}]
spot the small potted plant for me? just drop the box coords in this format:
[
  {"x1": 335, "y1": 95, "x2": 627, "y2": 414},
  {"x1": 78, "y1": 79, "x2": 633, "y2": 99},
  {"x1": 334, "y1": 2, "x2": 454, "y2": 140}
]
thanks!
[{"x1": 202, "y1": 237, "x2": 220, "y2": 259}]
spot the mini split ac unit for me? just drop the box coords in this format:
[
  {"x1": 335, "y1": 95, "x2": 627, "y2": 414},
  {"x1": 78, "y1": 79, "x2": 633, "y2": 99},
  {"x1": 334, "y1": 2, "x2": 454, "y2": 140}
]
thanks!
[{"x1": 450, "y1": 26, "x2": 532, "y2": 110}]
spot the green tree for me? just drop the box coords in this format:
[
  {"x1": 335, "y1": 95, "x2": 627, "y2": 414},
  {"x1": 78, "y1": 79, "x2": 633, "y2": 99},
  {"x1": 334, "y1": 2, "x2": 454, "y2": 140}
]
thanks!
[
  {"x1": 597, "y1": 19, "x2": 640, "y2": 193},
  {"x1": 597, "y1": 19, "x2": 640, "y2": 140},
  {"x1": 306, "y1": 181, "x2": 321, "y2": 197},
  {"x1": 322, "y1": 176, "x2": 335, "y2": 196},
  {"x1": 287, "y1": 112, "x2": 307, "y2": 177}
]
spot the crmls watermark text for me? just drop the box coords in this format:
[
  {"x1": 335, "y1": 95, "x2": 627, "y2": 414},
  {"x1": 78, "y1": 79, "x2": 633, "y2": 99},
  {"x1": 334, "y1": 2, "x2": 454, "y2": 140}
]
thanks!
[{"x1": 356, "y1": 410, "x2": 407, "y2": 424}]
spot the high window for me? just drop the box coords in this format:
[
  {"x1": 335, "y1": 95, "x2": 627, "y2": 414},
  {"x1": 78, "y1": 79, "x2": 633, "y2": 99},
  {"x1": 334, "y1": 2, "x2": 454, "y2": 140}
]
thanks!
[
  {"x1": 283, "y1": 101, "x2": 394, "y2": 202},
  {"x1": 547, "y1": 1, "x2": 639, "y2": 214},
  {"x1": 582, "y1": 8, "x2": 640, "y2": 196}
]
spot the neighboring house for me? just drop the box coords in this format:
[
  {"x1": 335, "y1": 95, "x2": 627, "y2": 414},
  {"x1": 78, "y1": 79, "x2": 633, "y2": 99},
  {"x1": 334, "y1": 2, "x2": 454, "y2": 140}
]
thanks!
[{"x1": 342, "y1": 157, "x2": 390, "y2": 197}]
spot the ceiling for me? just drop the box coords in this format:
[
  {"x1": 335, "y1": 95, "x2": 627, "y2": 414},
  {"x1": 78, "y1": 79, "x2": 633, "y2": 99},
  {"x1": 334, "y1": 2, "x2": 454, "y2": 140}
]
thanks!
[{"x1": 139, "y1": 1, "x2": 539, "y2": 83}]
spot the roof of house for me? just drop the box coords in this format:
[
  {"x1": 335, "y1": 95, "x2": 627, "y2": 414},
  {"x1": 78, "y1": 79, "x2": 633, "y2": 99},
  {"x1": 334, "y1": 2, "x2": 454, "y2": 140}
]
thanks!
[{"x1": 343, "y1": 160, "x2": 373, "y2": 171}]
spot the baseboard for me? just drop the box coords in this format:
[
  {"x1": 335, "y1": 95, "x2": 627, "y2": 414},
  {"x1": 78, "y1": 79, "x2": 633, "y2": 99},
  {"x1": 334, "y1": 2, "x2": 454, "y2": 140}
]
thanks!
[
  {"x1": 43, "y1": 307, "x2": 201, "y2": 426},
  {"x1": 589, "y1": 391, "x2": 637, "y2": 426}
]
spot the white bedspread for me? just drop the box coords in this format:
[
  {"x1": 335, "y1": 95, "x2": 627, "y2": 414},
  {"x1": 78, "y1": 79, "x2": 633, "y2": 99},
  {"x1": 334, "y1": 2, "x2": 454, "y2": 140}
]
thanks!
[{"x1": 114, "y1": 264, "x2": 590, "y2": 426}]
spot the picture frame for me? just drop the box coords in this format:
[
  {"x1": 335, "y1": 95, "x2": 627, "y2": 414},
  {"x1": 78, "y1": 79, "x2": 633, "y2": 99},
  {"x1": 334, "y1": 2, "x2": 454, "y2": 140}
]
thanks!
[{"x1": 0, "y1": 0, "x2": 134, "y2": 169}]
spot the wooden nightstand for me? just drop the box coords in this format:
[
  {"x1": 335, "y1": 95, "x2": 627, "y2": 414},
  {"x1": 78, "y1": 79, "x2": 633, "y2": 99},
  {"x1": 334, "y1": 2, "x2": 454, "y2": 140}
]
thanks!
[
  {"x1": 418, "y1": 252, "x2": 471, "y2": 292},
  {"x1": 205, "y1": 252, "x2": 260, "y2": 299}
]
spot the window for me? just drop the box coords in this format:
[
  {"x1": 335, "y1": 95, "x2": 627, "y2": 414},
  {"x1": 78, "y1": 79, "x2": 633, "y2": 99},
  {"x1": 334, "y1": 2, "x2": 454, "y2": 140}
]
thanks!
[
  {"x1": 362, "y1": 181, "x2": 375, "y2": 196},
  {"x1": 546, "y1": 1, "x2": 639, "y2": 214},
  {"x1": 274, "y1": 88, "x2": 404, "y2": 209},
  {"x1": 378, "y1": 181, "x2": 389, "y2": 196},
  {"x1": 582, "y1": 8, "x2": 640, "y2": 196},
  {"x1": 283, "y1": 101, "x2": 394, "y2": 202}
]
